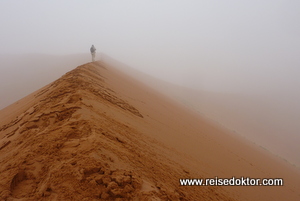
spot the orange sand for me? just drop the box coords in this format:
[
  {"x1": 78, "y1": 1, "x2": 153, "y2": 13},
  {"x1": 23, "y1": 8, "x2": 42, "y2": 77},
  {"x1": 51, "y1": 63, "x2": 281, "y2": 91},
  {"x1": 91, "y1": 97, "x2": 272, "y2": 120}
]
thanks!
[{"x1": 0, "y1": 61, "x2": 299, "y2": 200}]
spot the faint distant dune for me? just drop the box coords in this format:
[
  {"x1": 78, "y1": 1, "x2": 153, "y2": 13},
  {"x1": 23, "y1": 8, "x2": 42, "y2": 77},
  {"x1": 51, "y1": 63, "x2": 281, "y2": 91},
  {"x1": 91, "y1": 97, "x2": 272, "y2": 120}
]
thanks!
[
  {"x1": 163, "y1": 89, "x2": 300, "y2": 168},
  {"x1": 0, "y1": 53, "x2": 90, "y2": 109}
]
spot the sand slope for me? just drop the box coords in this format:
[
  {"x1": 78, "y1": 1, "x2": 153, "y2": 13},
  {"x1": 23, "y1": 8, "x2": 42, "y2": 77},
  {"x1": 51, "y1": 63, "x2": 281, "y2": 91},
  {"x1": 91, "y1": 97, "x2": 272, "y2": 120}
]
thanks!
[
  {"x1": 0, "y1": 61, "x2": 299, "y2": 201},
  {"x1": 102, "y1": 55, "x2": 300, "y2": 168}
]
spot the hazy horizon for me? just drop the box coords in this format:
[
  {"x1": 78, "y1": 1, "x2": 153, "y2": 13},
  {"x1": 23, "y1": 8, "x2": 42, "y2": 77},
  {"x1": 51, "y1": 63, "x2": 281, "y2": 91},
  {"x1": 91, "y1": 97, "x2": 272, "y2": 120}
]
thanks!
[
  {"x1": 1, "y1": 1, "x2": 299, "y2": 166},
  {"x1": 1, "y1": 1, "x2": 299, "y2": 92}
]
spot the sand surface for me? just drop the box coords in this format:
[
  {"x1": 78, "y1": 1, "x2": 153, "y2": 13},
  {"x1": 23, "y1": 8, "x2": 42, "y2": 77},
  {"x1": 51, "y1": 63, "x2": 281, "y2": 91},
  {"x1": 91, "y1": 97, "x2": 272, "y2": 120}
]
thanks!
[{"x1": 0, "y1": 61, "x2": 299, "y2": 200}]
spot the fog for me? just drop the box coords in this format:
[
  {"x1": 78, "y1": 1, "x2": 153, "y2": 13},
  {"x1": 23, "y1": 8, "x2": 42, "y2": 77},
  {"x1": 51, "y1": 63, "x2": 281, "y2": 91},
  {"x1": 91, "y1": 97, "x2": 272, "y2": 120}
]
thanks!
[
  {"x1": 0, "y1": 54, "x2": 89, "y2": 109},
  {"x1": 0, "y1": 1, "x2": 299, "y2": 166},
  {"x1": 1, "y1": 1, "x2": 299, "y2": 92}
]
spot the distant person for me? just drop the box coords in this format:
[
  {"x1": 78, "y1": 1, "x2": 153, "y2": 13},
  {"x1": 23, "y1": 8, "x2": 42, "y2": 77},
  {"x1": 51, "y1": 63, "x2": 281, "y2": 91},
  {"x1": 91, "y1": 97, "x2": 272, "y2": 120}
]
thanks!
[{"x1": 90, "y1": 45, "x2": 96, "y2": 62}]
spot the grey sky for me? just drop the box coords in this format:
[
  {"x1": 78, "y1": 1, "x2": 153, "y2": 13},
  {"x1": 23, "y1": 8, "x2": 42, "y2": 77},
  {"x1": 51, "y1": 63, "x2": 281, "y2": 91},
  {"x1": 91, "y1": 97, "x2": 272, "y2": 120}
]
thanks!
[
  {"x1": 1, "y1": 0, "x2": 299, "y2": 92},
  {"x1": 1, "y1": 1, "x2": 300, "y2": 166}
]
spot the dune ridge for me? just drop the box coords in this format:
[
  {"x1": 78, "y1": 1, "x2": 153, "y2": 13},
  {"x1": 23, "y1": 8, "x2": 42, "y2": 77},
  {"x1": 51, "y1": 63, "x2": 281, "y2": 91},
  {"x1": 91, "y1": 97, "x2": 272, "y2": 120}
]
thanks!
[
  {"x1": 0, "y1": 62, "x2": 235, "y2": 200},
  {"x1": 0, "y1": 61, "x2": 299, "y2": 200}
]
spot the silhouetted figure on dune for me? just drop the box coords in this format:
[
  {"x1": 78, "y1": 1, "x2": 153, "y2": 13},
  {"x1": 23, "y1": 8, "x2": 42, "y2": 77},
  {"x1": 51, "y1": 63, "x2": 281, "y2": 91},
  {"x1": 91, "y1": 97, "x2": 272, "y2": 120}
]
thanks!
[{"x1": 90, "y1": 45, "x2": 96, "y2": 62}]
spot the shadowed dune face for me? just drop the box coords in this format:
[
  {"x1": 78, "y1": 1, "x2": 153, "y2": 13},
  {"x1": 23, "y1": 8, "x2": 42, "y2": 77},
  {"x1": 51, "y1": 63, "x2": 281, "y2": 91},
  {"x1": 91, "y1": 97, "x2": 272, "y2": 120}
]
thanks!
[
  {"x1": 0, "y1": 62, "x2": 299, "y2": 201},
  {"x1": 101, "y1": 54, "x2": 300, "y2": 168}
]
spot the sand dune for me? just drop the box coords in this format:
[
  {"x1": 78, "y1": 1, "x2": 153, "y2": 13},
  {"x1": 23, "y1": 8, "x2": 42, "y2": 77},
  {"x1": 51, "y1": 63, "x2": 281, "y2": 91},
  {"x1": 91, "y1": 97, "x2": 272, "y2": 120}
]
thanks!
[
  {"x1": 0, "y1": 61, "x2": 299, "y2": 200},
  {"x1": 101, "y1": 54, "x2": 300, "y2": 167}
]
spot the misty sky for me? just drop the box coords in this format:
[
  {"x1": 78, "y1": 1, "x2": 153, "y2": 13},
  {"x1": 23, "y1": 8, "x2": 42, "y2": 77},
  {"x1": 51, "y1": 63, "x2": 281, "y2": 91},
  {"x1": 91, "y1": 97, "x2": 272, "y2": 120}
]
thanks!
[{"x1": 1, "y1": 0, "x2": 299, "y2": 92}]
